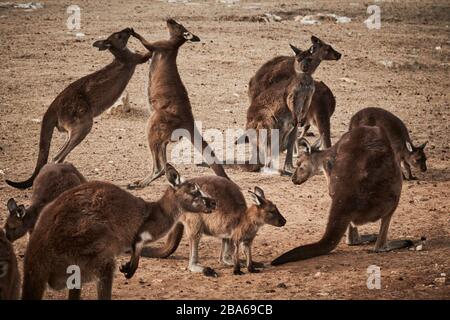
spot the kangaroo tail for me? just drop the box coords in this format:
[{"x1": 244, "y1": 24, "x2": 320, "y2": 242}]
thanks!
[
  {"x1": 6, "y1": 110, "x2": 56, "y2": 189},
  {"x1": 141, "y1": 223, "x2": 184, "y2": 258},
  {"x1": 271, "y1": 203, "x2": 349, "y2": 266},
  {"x1": 189, "y1": 125, "x2": 229, "y2": 179}
]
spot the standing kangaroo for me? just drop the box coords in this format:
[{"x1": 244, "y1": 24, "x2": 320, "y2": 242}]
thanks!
[
  {"x1": 5, "y1": 28, "x2": 151, "y2": 189},
  {"x1": 349, "y1": 107, "x2": 428, "y2": 180},
  {"x1": 272, "y1": 126, "x2": 413, "y2": 266},
  {"x1": 5, "y1": 163, "x2": 86, "y2": 242},
  {"x1": 237, "y1": 44, "x2": 325, "y2": 174},
  {"x1": 0, "y1": 229, "x2": 20, "y2": 300},
  {"x1": 245, "y1": 36, "x2": 341, "y2": 149},
  {"x1": 127, "y1": 19, "x2": 229, "y2": 189},
  {"x1": 141, "y1": 178, "x2": 286, "y2": 276},
  {"x1": 21, "y1": 164, "x2": 216, "y2": 300}
]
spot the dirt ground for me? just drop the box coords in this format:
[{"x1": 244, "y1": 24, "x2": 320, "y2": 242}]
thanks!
[{"x1": 0, "y1": 0, "x2": 449, "y2": 300}]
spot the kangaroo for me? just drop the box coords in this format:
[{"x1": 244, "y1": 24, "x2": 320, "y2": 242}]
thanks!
[
  {"x1": 5, "y1": 163, "x2": 86, "y2": 242},
  {"x1": 271, "y1": 126, "x2": 413, "y2": 266},
  {"x1": 240, "y1": 36, "x2": 340, "y2": 150},
  {"x1": 141, "y1": 178, "x2": 286, "y2": 276},
  {"x1": 349, "y1": 107, "x2": 428, "y2": 180},
  {"x1": 21, "y1": 164, "x2": 216, "y2": 300},
  {"x1": 127, "y1": 19, "x2": 229, "y2": 189},
  {"x1": 236, "y1": 44, "x2": 325, "y2": 174},
  {"x1": 5, "y1": 28, "x2": 152, "y2": 190},
  {"x1": 0, "y1": 229, "x2": 20, "y2": 300}
]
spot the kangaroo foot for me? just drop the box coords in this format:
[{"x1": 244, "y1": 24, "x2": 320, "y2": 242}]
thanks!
[
  {"x1": 280, "y1": 169, "x2": 294, "y2": 177},
  {"x1": 374, "y1": 239, "x2": 414, "y2": 252},
  {"x1": 248, "y1": 265, "x2": 260, "y2": 273},
  {"x1": 233, "y1": 269, "x2": 244, "y2": 276},
  {"x1": 347, "y1": 234, "x2": 378, "y2": 246},
  {"x1": 127, "y1": 171, "x2": 165, "y2": 190},
  {"x1": 202, "y1": 267, "x2": 218, "y2": 278}
]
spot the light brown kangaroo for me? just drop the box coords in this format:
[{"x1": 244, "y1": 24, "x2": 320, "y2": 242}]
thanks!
[
  {"x1": 0, "y1": 229, "x2": 20, "y2": 300},
  {"x1": 271, "y1": 126, "x2": 413, "y2": 266},
  {"x1": 5, "y1": 163, "x2": 86, "y2": 242},
  {"x1": 127, "y1": 19, "x2": 229, "y2": 189},
  {"x1": 141, "y1": 178, "x2": 286, "y2": 276},
  {"x1": 235, "y1": 45, "x2": 325, "y2": 174},
  {"x1": 21, "y1": 164, "x2": 216, "y2": 300},
  {"x1": 5, "y1": 28, "x2": 151, "y2": 189},
  {"x1": 241, "y1": 36, "x2": 340, "y2": 150},
  {"x1": 349, "y1": 107, "x2": 428, "y2": 180}
]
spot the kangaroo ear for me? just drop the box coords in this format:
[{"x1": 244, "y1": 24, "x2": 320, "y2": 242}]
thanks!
[
  {"x1": 165, "y1": 163, "x2": 182, "y2": 188},
  {"x1": 289, "y1": 43, "x2": 302, "y2": 56},
  {"x1": 93, "y1": 40, "x2": 111, "y2": 51},
  {"x1": 298, "y1": 138, "x2": 312, "y2": 154},
  {"x1": 249, "y1": 187, "x2": 266, "y2": 207},
  {"x1": 419, "y1": 141, "x2": 428, "y2": 149},
  {"x1": 405, "y1": 141, "x2": 413, "y2": 153},
  {"x1": 254, "y1": 186, "x2": 265, "y2": 200},
  {"x1": 7, "y1": 198, "x2": 17, "y2": 214},
  {"x1": 311, "y1": 35, "x2": 322, "y2": 45}
]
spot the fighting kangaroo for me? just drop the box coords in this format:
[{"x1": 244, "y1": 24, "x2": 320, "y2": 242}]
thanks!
[
  {"x1": 272, "y1": 126, "x2": 413, "y2": 266},
  {"x1": 127, "y1": 19, "x2": 229, "y2": 189},
  {"x1": 6, "y1": 28, "x2": 151, "y2": 189},
  {"x1": 5, "y1": 163, "x2": 86, "y2": 242},
  {"x1": 349, "y1": 107, "x2": 428, "y2": 180},
  {"x1": 21, "y1": 164, "x2": 216, "y2": 300},
  {"x1": 242, "y1": 36, "x2": 341, "y2": 149},
  {"x1": 141, "y1": 178, "x2": 286, "y2": 276},
  {"x1": 236, "y1": 44, "x2": 325, "y2": 174},
  {"x1": 0, "y1": 229, "x2": 20, "y2": 300}
]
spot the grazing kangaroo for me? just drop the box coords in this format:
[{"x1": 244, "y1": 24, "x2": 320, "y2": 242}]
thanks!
[
  {"x1": 5, "y1": 163, "x2": 86, "y2": 242},
  {"x1": 236, "y1": 44, "x2": 325, "y2": 174},
  {"x1": 243, "y1": 36, "x2": 340, "y2": 150},
  {"x1": 127, "y1": 19, "x2": 229, "y2": 189},
  {"x1": 349, "y1": 107, "x2": 428, "y2": 180},
  {"x1": 0, "y1": 229, "x2": 20, "y2": 300},
  {"x1": 271, "y1": 126, "x2": 413, "y2": 266},
  {"x1": 141, "y1": 178, "x2": 286, "y2": 276},
  {"x1": 21, "y1": 164, "x2": 216, "y2": 300},
  {"x1": 5, "y1": 28, "x2": 151, "y2": 189}
]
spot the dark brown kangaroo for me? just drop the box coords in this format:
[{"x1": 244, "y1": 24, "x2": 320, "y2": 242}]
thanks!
[
  {"x1": 127, "y1": 19, "x2": 229, "y2": 189},
  {"x1": 272, "y1": 126, "x2": 413, "y2": 266},
  {"x1": 141, "y1": 177, "x2": 286, "y2": 276},
  {"x1": 235, "y1": 45, "x2": 325, "y2": 174},
  {"x1": 5, "y1": 163, "x2": 86, "y2": 242},
  {"x1": 21, "y1": 164, "x2": 216, "y2": 300},
  {"x1": 0, "y1": 229, "x2": 20, "y2": 300},
  {"x1": 349, "y1": 107, "x2": 428, "y2": 180},
  {"x1": 5, "y1": 28, "x2": 151, "y2": 189},
  {"x1": 245, "y1": 36, "x2": 340, "y2": 149}
]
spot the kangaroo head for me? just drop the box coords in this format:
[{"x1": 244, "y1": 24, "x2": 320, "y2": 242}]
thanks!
[
  {"x1": 309, "y1": 35, "x2": 341, "y2": 61},
  {"x1": 290, "y1": 44, "x2": 322, "y2": 75},
  {"x1": 5, "y1": 198, "x2": 27, "y2": 242},
  {"x1": 249, "y1": 187, "x2": 286, "y2": 227},
  {"x1": 165, "y1": 164, "x2": 216, "y2": 213},
  {"x1": 93, "y1": 28, "x2": 133, "y2": 52},
  {"x1": 405, "y1": 141, "x2": 428, "y2": 172},
  {"x1": 166, "y1": 18, "x2": 200, "y2": 44},
  {"x1": 292, "y1": 138, "x2": 323, "y2": 185}
]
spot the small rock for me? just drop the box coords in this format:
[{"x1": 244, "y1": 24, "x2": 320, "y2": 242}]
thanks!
[
  {"x1": 75, "y1": 32, "x2": 85, "y2": 38},
  {"x1": 415, "y1": 244, "x2": 423, "y2": 251},
  {"x1": 314, "y1": 271, "x2": 321, "y2": 278},
  {"x1": 434, "y1": 277, "x2": 446, "y2": 286}
]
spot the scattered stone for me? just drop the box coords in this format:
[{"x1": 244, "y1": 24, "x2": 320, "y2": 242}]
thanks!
[
  {"x1": 340, "y1": 77, "x2": 357, "y2": 84},
  {"x1": 434, "y1": 276, "x2": 446, "y2": 286},
  {"x1": 75, "y1": 32, "x2": 85, "y2": 38},
  {"x1": 415, "y1": 244, "x2": 423, "y2": 251},
  {"x1": 277, "y1": 282, "x2": 287, "y2": 289},
  {"x1": 314, "y1": 271, "x2": 321, "y2": 278},
  {"x1": 295, "y1": 13, "x2": 351, "y2": 25},
  {"x1": 30, "y1": 118, "x2": 41, "y2": 123},
  {"x1": 380, "y1": 60, "x2": 394, "y2": 68}
]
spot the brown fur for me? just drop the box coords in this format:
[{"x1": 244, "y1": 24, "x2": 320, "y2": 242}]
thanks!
[
  {"x1": 0, "y1": 229, "x2": 20, "y2": 300},
  {"x1": 5, "y1": 163, "x2": 86, "y2": 242},
  {"x1": 21, "y1": 164, "x2": 215, "y2": 300},
  {"x1": 272, "y1": 126, "x2": 412, "y2": 265},
  {"x1": 127, "y1": 19, "x2": 229, "y2": 189},
  {"x1": 142, "y1": 177, "x2": 286, "y2": 276},
  {"x1": 247, "y1": 36, "x2": 340, "y2": 149},
  {"x1": 349, "y1": 107, "x2": 428, "y2": 180},
  {"x1": 6, "y1": 28, "x2": 151, "y2": 189},
  {"x1": 237, "y1": 45, "x2": 326, "y2": 173}
]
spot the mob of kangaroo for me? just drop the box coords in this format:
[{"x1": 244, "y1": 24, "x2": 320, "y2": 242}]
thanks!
[{"x1": 2, "y1": 18, "x2": 429, "y2": 300}]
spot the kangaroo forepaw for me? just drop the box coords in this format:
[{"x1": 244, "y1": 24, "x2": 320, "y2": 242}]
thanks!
[
  {"x1": 119, "y1": 262, "x2": 136, "y2": 279},
  {"x1": 202, "y1": 267, "x2": 218, "y2": 278}
]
